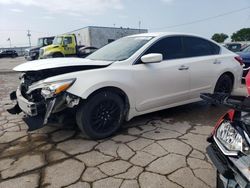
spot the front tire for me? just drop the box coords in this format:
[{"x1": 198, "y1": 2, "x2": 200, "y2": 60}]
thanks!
[
  {"x1": 52, "y1": 53, "x2": 64, "y2": 58},
  {"x1": 214, "y1": 74, "x2": 233, "y2": 94},
  {"x1": 76, "y1": 91, "x2": 125, "y2": 139}
]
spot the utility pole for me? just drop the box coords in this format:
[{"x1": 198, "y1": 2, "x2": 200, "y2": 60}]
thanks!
[
  {"x1": 27, "y1": 30, "x2": 31, "y2": 47},
  {"x1": 139, "y1": 20, "x2": 141, "y2": 33},
  {"x1": 7, "y1": 38, "x2": 11, "y2": 48}
]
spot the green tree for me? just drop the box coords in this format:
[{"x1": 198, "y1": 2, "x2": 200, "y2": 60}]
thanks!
[
  {"x1": 211, "y1": 33, "x2": 228, "y2": 43},
  {"x1": 231, "y1": 28, "x2": 250, "y2": 42}
]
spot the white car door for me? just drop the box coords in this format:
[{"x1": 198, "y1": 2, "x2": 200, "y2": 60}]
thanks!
[
  {"x1": 132, "y1": 36, "x2": 190, "y2": 112},
  {"x1": 182, "y1": 36, "x2": 222, "y2": 99}
]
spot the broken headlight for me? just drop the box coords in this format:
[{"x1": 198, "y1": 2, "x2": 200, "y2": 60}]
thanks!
[
  {"x1": 214, "y1": 121, "x2": 250, "y2": 156},
  {"x1": 27, "y1": 78, "x2": 76, "y2": 99}
]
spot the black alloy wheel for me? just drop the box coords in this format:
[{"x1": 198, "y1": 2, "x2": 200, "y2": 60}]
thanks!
[
  {"x1": 76, "y1": 91, "x2": 124, "y2": 139},
  {"x1": 91, "y1": 100, "x2": 121, "y2": 133}
]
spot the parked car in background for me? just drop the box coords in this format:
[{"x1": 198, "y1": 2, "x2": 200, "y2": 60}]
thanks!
[
  {"x1": 225, "y1": 43, "x2": 242, "y2": 52},
  {"x1": 0, "y1": 50, "x2": 18, "y2": 58},
  {"x1": 237, "y1": 45, "x2": 250, "y2": 79},
  {"x1": 25, "y1": 36, "x2": 54, "y2": 61},
  {"x1": 8, "y1": 32, "x2": 243, "y2": 139}
]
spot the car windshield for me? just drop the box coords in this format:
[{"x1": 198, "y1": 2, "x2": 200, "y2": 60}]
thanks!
[
  {"x1": 53, "y1": 37, "x2": 63, "y2": 45},
  {"x1": 87, "y1": 36, "x2": 153, "y2": 61},
  {"x1": 37, "y1": 38, "x2": 44, "y2": 47},
  {"x1": 243, "y1": 46, "x2": 250, "y2": 52}
]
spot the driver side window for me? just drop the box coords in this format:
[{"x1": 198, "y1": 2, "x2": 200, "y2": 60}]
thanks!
[
  {"x1": 63, "y1": 37, "x2": 72, "y2": 45},
  {"x1": 144, "y1": 36, "x2": 184, "y2": 60}
]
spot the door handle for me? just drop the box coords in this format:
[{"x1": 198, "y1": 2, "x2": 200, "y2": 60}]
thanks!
[
  {"x1": 178, "y1": 65, "x2": 189, "y2": 70},
  {"x1": 213, "y1": 60, "x2": 221, "y2": 64}
]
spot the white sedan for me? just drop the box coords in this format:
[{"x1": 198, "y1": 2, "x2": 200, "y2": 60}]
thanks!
[{"x1": 8, "y1": 32, "x2": 243, "y2": 139}]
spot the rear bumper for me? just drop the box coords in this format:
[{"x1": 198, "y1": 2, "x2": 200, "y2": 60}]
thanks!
[{"x1": 207, "y1": 143, "x2": 250, "y2": 188}]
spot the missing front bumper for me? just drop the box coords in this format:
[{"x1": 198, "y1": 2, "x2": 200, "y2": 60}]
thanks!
[
  {"x1": 7, "y1": 89, "x2": 79, "y2": 131},
  {"x1": 7, "y1": 88, "x2": 56, "y2": 131}
]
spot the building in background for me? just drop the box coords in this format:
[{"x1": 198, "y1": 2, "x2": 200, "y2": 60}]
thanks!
[
  {"x1": 67, "y1": 26, "x2": 148, "y2": 48},
  {"x1": 0, "y1": 26, "x2": 148, "y2": 56}
]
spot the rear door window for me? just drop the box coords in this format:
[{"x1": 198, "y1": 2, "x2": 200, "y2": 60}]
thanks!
[
  {"x1": 144, "y1": 36, "x2": 184, "y2": 60},
  {"x1": 183, "y1": 36, "x2": 220, "y2": 57}
]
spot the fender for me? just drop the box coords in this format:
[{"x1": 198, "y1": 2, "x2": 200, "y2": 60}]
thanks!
[{"x1": 43, "y1": 67, "x2": 137, "y2": 109}]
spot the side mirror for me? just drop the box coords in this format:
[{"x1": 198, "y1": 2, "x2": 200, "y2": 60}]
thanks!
[{"x1": 141, "y1": 53, "x2": 163, "y2": 64}]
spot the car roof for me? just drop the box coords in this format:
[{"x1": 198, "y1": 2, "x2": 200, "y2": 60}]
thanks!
[{"x1": 128, "y1": 32, "x2": 206, "y2": 38}]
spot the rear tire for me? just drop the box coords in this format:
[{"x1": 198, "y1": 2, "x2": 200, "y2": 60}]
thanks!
[
  {"x1": 76, "y1": 91, "x2": 125, "y2": 139},
  {"x1": 214, "y1": 74, "x2": 233, "y2": 94}
]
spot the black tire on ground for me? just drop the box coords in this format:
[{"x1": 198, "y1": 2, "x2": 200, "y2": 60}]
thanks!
[
  {"x1": 52, "y1": 53, "x2": 64, "y2": 58},
  {"x1": 76, "y1": 91, "x2": 125, "y2": 139},
  {"x1": 214, "y1": 74, "x2": 233, "y2": 94},
  {"x1": 216, "y1": 171, "x2": 224, "y2": 188}
]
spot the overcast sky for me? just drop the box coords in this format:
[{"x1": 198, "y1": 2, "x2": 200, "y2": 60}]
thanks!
[{"x1": 0, "y1": 0, "x2": 249, "y2": 47}]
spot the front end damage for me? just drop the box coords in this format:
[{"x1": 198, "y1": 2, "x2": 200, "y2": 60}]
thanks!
[{"x1": 8, "y1": 72, "x2": 80, "y2": 131}]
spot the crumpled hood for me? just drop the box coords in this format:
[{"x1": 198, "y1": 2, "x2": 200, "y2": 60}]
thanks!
[{"x1": 13, "y1": 57, "x2": 112, "y2": 72}]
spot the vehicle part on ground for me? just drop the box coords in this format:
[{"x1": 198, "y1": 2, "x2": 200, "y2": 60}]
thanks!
[{"x1": 201, "y1": 71, "x2": 250, "y2": 187}]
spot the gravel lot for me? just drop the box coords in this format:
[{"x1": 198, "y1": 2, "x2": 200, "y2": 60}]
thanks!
[{"x1": 0, "y1": 57, "x2": 244, "y2": 188}]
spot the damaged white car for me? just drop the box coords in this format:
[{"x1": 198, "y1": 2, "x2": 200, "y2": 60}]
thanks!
[{"x1": 8, "y1": 32, "x2": 243, "y2": 139}]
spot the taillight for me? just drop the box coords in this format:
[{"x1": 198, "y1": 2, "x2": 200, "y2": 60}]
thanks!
[{"x1": 234, "y1": 56, "x2": 244, "y2": 66}]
